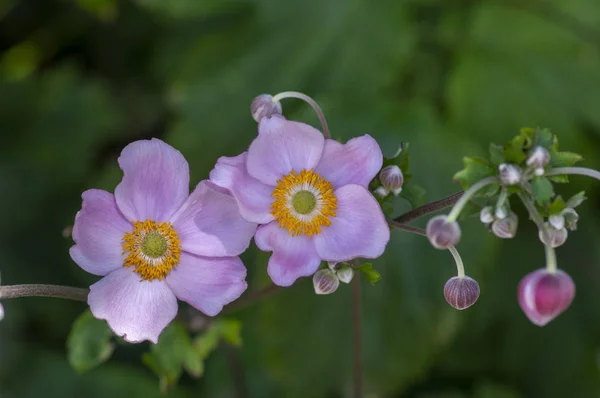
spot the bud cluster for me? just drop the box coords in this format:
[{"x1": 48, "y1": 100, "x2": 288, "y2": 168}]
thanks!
[{"x1": 312, "y1": 263, "x2": 355, "y2": 295}]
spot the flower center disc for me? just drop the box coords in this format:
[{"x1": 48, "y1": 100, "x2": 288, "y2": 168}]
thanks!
[
  {"x1": 271, "y1": 169, "x2": 337, "y2": 236},
  {"x1": 122, "y1": 219, "x2": 181, "y2": 281}
]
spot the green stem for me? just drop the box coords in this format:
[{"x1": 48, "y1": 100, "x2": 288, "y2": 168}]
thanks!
[
  {"x1": 517, "y1": 193, "x2": 557, "y2": 273},
  {"x1": 447, "y1": 246, "x2": 465, "y2": 279},
  {"x1": 546, "y1": 166, "x2": 600, "y2": 182},
  {"x1": 447, "y1": 177, "x2": 498, "y2": 222},
  {"x1": 0, "y1": 284, "x2": 88, "y2": 302},
  {"x1": 271, "y1": 91, "x2": 331, "y2": 139}
]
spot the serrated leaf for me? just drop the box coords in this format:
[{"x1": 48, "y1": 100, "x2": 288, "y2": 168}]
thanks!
[
  {"x1": 531, "y1": 176, "x2": 554, "y2": 205},
  {"x1": 67, "y1": 310, "x2": 115, "y2": 374},
  {"x1": 489, "y1": 143, "x2": 505, "y2": 165},
  {"x1": 399, "y1": 181, "x2": 426, "y2": 209},
  {"x1": 548, "y1": 196, "x2": 566, "y2": 214},
  {"x1": 504, "y1": 135, "x2": 527, "y2": 164},
  {"x1": 548, "y1": 174, "x2": 569, "y2": 183},
  {"x1": 383, "y1": 142, "x2": 410, "y2": 173},
  {"x1": 453, "y1": 157, "x2": 496, "y2": 191},
  {"x1": 566, "y1": 191, "x2": 587, "y2": 208},
  {"x1": 549, "y1": 151, "x2": 583, "y2": 168},
  {"x1": 355, "y1": 263, "x2": 381, "y2": 285},
  {"x1": 531, "y1": 127, "x2": 554, "y2": 149}
]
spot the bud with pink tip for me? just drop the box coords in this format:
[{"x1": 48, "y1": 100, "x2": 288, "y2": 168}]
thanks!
[
  {"x1": 426, "y1": 215, "x2": 461, "y2": 249},
  {"x1": 498, "y1": 163, "x2": 522, "y2": 186},
  {"x1": 538, "y1": 223, "x2": 568, "y2": 248},
  {"x1": 379, "y1": 165, "x2": 404, "y2": 196},
  {"x1": 251, "y1": 94, "x2": 282, "y2": 122},
  {"x1": 313, "y1": 269, "x2": 340, "y2": 295},
  {"x1": 526, "y1": 146, "x2": 550, "y2": 170},
  {"x1": 491, "y1": 212, "x2": 518, "y2": 239},
  {"x1": 444, "y1": 276, "x2": 480, "y2": 310},
  {"x1": 518, "y1": 268, "x2": 575, "y2": 326}
]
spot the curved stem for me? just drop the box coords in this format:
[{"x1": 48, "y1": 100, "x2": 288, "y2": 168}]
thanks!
[
  {"x1": 351, "y1": 276, "x2": 362, "y2": 398},
  {"x1": 518, "y1": 193, "x2": 557, "y2": 273},
  {"x1": 223, "y1": 283, "x2": 281, "y2": 314},
  {"x1": 447, "y1": 177, "x2": 498, "y2": 222},
  {"x1": 546, "y1": 167, "x2": 600, "y2": 182},
  {"x1": 393, "y1": 192, "x2": 463, "y2": 224},
  {"x1": 0, "y1": 284, "x2": 88, "y2": 302},
  {"x1": 271, "y1": 91, "x2": 331, "y2": 138},
  {"x1": 447, "y1": 246, "x2": 465, "y2": 279}
]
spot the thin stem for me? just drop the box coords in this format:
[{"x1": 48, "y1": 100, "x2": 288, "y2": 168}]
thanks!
[
  {"x1": 0, "y1": 284, "x2": 88, "y2": 302},
  {"x1": 546, "y1": 167, "x2": 600, "y2": 182},
  {"x1": 447, "y1": 246, "x2": 465, "y2": 279},
  {"x1": 393, "y1": 192, "x2": 463, "y2": 224},
  {"x1": 447, "y1": 177, "x2": 498, "y2": 222},
  {"x1": 223, "y1": 343, "x2": 249, "y2": 398},
  {"x1": 271, "y1": 91, "x2": 331, "y2": 138},
  {"x1": 223, "y1": 283, "x2": 281, "y2": 314},
  {"x1": 351, "y1": 276, "x2": 363, "y2": 398},
  {"x1": 518, "y1": 193, "x2": 557, "y2": 273}
]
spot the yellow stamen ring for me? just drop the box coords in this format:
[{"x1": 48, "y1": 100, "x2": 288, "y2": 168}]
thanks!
[
  {"x1": 271, "y1": 169, "x2": 337, "y2": 236},
  {"x1": 122, "y1": 219, "x2": 181, "y2": 281}
]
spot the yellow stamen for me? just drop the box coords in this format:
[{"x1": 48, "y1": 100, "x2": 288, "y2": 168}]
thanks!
[
  {"x1": 271, "y1": 169, "x2": 337, "y2": 236},
  {"x1": 122, "y1": 219, "x2": 181, "y2": 281}
]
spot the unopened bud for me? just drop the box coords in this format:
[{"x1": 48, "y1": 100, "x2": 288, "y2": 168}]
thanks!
[
  {"x1": 374, "y1": 186, "x2": 389, "y2": 198},
  {"x1": 313, "y1": 269, "x2": 339, "y2": 295},
  {"x1": 480, "y1": 206, "x2": 494, "y2": 224},
  {"x1": 548, "y1": 214, "x2": 565, "y2": 230},
  {"x1": 498, "y1": 163, "x2": 522, "y2": 186},
  {"x1": 379, "y1": 165, "x2": 403, "y2": 196},
  {"x1": 495, "y1": 206, "x2": 507, "y2": 220},
  {"x1": 426, "y1": 215, "x2": 461, "y2": 249},
  {"x1": 539, "y1": 223, "x2": 568, "y2": 248},
  {"x1": 0, "y1": 302, "x2": 3, "y2": 322},
  {"x1": 327, "y1": 261, "x2": 339, "y2": 271},
  {"x1": 337, "y1": 266, "x2": 354, "y2": 284},
  {"x1": 526, "y1": 146, "x2": 550, "y2": 169},
  {"x1": 251, "y1": 94, "x2": 282, "y2": 122},
  {"x1": 491, "y1": 212, "x2": 518, "y2": 239},
  {"x1": 518, "y1": 268, "x2": 575, "y2": 326},
  {"x1": 562, "y1": 208, "x2": 579, "y2": 231},
  {"x1": 444, "y1": 276, "x2": 480, "y2": 310}
]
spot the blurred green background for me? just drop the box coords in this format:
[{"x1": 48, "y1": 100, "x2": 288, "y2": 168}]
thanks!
[{"x1": 1, "y1": 0, "x2": 600, "y2": 397}]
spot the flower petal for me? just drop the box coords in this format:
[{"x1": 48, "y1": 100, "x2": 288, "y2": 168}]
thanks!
[
  {"x1": 115, "y1": 138, "x2": 190, "y2": 223},
  {"x1": 171, "y1": 181, "x2": 257, "y2": 257},
  {"x1": 254, "y1": 222, "x2": 322, "y2": 287},
  {"x1": 315, "y1": 135, "x2": 383, "y2": 189},
  {"x1": 70, "y1": 189, "x2": 132, "y2": 276},
  {"x1": 88, "y1": 268, "x2": 178, "y2": 344},
  {"x1": 209, "y1": 152, "x2": 275, "y2": 224},
  {"x1": 247, "y1": 116, "x2": 325, "y2": 186},
  {"x1": 166, "y1": 252, "x2": 247, "y2": 316},
  {"x1": 314, "y1": 185, "x2": 390, "y2": 261}
]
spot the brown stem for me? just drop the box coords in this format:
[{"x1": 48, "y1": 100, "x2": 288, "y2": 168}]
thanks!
[
  {"x1": 223, "y1": 342, "x2": 249, "y2": 398},
  {"x1": 223, "y1": 283, "x2": 281, "y2": 314},
  {"x1": 0, "y1": 284, "x2": 88, "y2": 302},
  {"x1": 352, "y1": 276, "x2": 363, "y2": 398},
  {"x1": 387, "y1": 220, "x2": 427, "y2": 236},
  {"x1": 393, "y1": 192, "x2": 462, "y2": 224}
]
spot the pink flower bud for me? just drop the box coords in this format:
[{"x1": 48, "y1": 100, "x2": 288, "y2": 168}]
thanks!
[
  {"x1": 444, "y1": 276, "x2": 480, "y2": 310},
  {"x1": 526, "y1": 146, "x2": 550, "y2": 169},
  {"x1": 379, "y1": 165, "x2": 404, "y2": 196},
  {"x1": 491, "y1": 212, "x2": 518, "y2": 239},
  {"x1": 538, "y1": 223, "x2": 568, "y2": 248},
  {"x1": 518, "y1": 268, "x2": 575, "y2": 326},
  {"x1": 498, "y1": 163, "x2": 522, "y2": 186},
  {"x1": 313, "y1": 269, "x2": 339, "y2": 295},
  {"x1": 426, "y1": 215, "x2": 461, "y2": 249},
  {"x1": 250, "y1": 94, "x2": 282, "y2": 122}
]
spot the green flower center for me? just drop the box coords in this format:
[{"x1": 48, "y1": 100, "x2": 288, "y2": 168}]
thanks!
[
  {"x1": 292, "y1": 190, "x2": 317, "y2": 215},
  {"x1": 141, "y1": 232, "x2": 168, "y2": 258}
]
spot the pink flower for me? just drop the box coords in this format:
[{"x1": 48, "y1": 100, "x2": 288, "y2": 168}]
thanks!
[
  {"x1": 70, "y1": 139, "x2": 256, "y2": 343},
  {"x1": 518, "y1": 268, "x2": 575, "y2": 326},
  {"x1": 210, "y1": 116, "x2": 390, "y2": 286}
]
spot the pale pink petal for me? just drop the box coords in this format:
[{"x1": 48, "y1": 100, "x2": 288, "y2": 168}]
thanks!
[
  {"x1": 115, "y1": 138, "x2": 190, "y2": 223},
  {"x1": 247, "y1": 117, "x2": 325, "y2": 186},
  {"x1": 209, "y1": 152, "x2": 275, "y2": 224},
  {"x1": 254, "y1": 222, "x2": 322, "y2": 287},
  {"x1": 314, "y1": 135, "x2": 383, "y2": 189},
  {"x1": 88, "y1": 268, "x2": 178, "y2": 344},
  {"x1": 70, "y1": 189, "x2": 132, "y2": 276},
  {"x1": 170, "y1": 181, "x2": 257, "y2": 257},
  {"x1": 166, "y1": 252, "x2": 247, "y2": 316},
  {"x1": 314, "y1": 185, "x2": 390, "y2": 261}
]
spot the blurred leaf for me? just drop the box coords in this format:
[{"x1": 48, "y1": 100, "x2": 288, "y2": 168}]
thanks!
[
  {"x1": 72, "y1": 0, "x2": 118, "y2": 20},
  {"x1": 400, "y1": 181, "x2": 427, "y2": 209},
  {"x1": 548, "y1": 196, "x2": 566, "y2": 214},
  {"x1": 67, "y1": 310, "x2": 115, "y2": 373},
  {"x1": 0, "y1": 42, "x2": 40, "y2": 81},
  {"x1": 566, "y1": 191, "x2": 587, "y2": 208},
  {"x1": 453, "y1": 157, "x2": 497, "y2": 196},
  {"x1": 531, "y1": 176, "x2": 554, "y2": 205},
  {"x1": 489, "y1": 143, "x2": 505, "y2": 165},
  {"x1": 355, "y1": 263, "x2": 381, "y2": 285}
]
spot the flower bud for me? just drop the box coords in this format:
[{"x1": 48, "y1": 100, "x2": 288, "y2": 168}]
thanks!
[
  {"x1": 444, "y1": 276, "x2": 480, "y2": 310},
  {"x1": 498, "y1": 163, "x2": 522, "y2": 186},
  {"x1": 379, "y1": 165, "x2": 404, "y2": 196},
  {"x1": 491, "y1": 212, "x2": 518, "y2": 239},
  {"x1": 526, "y1": 146, "x2": 550, "y2": 169},
  {"x1": 313, "y1": 269, "x2": 339, "y2": 295},
  {"x1": 538, "y1": 223, "x2": 568, "y2": 248},
  {"x1": 518, "y1": 268, "x2": 575, "y2": 326},
  {"x1": 562, "y1": 208, "x2": 579, "y2": 231},
  {"x1": 426, "y1": 215, "x2": 461, "y2": 249},
  {"x1": 494, "y1": 206, "x2": 507, "y2": 220},
  {"x1": 548, "y1": 213, "x2": 565, "y2": 230},
  {"x1": 337, "y1": 266, "x2": 354, "y2": 284},
  {"x1": 250, "y1": 94, "x2": 282, "y2": 122},
  {"x1": 480, "y1": 206, "x2": 494, "y2": 224},
  {"x1": 0, "y1": 302, "x2": 4, "y2": 322},
  {"x1": 327, "y1": 261, "x2": 339, "y2": 271},
  {"x1": 374, "y1": 186, "x2": 389, "y2": 198}
]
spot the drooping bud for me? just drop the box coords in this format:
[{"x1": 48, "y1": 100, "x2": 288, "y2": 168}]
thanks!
[
  {"x1": 518, "y1": 268, "x2": 575, "y2": 326},
  {"x1": 251, "y1": 94, "x2": 282, "y2": 122},
  {"x1": 526, "y1": 146, "x2": 550, "y2": 169},
  {"x1": 548, "y1": 213, "x2": 565, "y2": 230},
  {"x1": 313, "y1": 269, "x2": 340, "y2": 295},
  {"x1": 443, "y1": 276, "x2": 480, "y2": 310},
  {"x1": 379, "y1": 165, "x2": 404, "y2": 196},
  {"x1": 491, "y1": 212, "x2": 518, "y2": 239},
  {"x1": 0, "y1": 302, "x2": 3, "y2": 322},
  {"x1": 337, "y1": 266, "x2": 354, "y2": 284},
  {"x1": 480, "y1": 206, "x2": 494, "y2": 224},
  {"x1": 426, "y1": 215, "x2": 461, "y2": 249},
  {"x1": 538, "y1": 223, "x2": 568, "y2": 248},
  {"x1": 494, "y1": 206, "x2": 507, "y2": 220},
  {"x1": 374, "y1": 186, "x2": 389, "y2": 198},
  {"x1": 562, "y1": 208, "x2": 579, "y2": 231},
  {"x1": 498, "y1": 163, "x2": 522, "y2": 186}
]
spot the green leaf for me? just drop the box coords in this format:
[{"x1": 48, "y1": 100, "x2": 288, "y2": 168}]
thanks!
[
  {"x1": 355, "y1": 263, "x2": 381, "y2": 285},
  {"x1": 566, "y1": 191, "x2": 587, "y2": 208},
  {"x1": 548, "y1": 174, "x2": 569, "y2": 183},
  {"x1": 489, "y1": 143, "x2": 505, "y2": 165},
  {"x1": 216, "y1": 318, "x2": 243, "y2": 347},
  {"x1": 67, "y1": 310, "x2": 115, "y2": 374},
  {"x1": 531, "y1": 176, "x2": 554, "y2": 205},
  {"x1": 548, "y1": 196, "x2": 566, "y2": 214},
  {"x1": 503, "y1": 135, "x2": 527, "y2": 164},
  {"x1": 458, "y1": 200, "x2": 483, "y2": 220},
  {"x1": 383, "y1": 142, "x2": 410, "y2": 174},
  {"x1": 549, "y1": 150, "x2": 583, "y2": 168},
  {"x1": 453, "y1": 157, "x2": 496, "y2": 192},
  {"x1": 399, "y1": 181, "x2": 426, "y2": 209}
]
